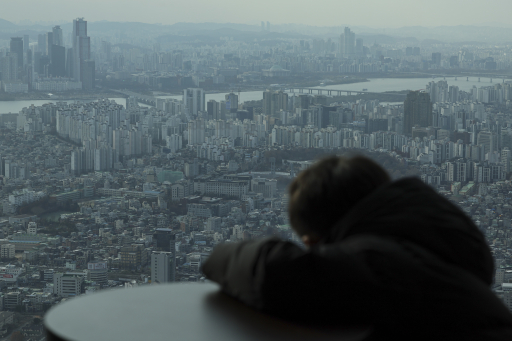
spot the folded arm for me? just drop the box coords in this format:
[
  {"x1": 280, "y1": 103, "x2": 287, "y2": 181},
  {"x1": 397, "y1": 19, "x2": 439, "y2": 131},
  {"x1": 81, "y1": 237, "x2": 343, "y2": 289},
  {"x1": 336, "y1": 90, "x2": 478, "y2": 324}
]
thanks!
[{"x1": 201, "y1": 238, "x2": 378, "y2": 324}]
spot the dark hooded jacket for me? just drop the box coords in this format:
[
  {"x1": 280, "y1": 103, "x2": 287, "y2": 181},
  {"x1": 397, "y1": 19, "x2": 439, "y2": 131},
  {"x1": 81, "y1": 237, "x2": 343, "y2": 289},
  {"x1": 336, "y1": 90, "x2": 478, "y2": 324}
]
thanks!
[{"x1": 201, "y1": 178, "x2": 512, "y2": 340}]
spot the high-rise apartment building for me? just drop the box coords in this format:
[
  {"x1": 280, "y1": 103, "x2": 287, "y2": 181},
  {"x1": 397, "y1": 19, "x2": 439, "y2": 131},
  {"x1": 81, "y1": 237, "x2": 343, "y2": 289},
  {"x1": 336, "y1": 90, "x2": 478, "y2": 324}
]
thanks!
[
  {"x1": 263, "y1": 90, "x2": 288, "y2": 116},
  {"x1": 183, "y1": 88, "x2": 205, "y2": 116},
  {"x1": 0, "y1": 54, "x2": 18, "y2": 81},
  {"x1": 432, "y1": 52, "x2": 442, "y2": 66},
  {"x1": 355, "y1": 38, "x2": 364, "y2": 56},
  {"x1": 225, "y1": 92, "x2": 239, "y2": 113},
  {"x1": 501, "y1": 148, "x2": 512, "y2": 172},
  {"x1": 339, "y1": 27, "x2": 355, "y2": 58},
  {"x1": 187, "y1": 119, "x2": 206, "y2": 145},
  {"x1": 94, "y1": 146, "x2": 113, "y2": 171},
  {"x1": 207, "y1": 100, "x2": 220, "y2": 119},
  {"x1": 151, "y1": 251, "x2": 175, "y2": 284},
  {"x1": 403, "y1": 91, "x2": 433, "y2": 136}
]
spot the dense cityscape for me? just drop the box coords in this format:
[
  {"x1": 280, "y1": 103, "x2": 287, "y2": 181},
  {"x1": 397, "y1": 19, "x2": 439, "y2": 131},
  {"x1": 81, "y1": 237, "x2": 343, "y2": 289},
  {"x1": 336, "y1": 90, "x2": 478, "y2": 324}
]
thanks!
[{"x1": 1, "y1": 14, "x2": 512, "y2": 340}]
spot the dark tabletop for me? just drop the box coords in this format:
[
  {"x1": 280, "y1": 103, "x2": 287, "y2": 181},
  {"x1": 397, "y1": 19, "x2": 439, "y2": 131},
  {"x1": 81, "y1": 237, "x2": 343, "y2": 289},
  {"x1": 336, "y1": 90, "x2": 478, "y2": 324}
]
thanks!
[{"x1": 45, "y1": 282, "x2": 371, "y2": 341}]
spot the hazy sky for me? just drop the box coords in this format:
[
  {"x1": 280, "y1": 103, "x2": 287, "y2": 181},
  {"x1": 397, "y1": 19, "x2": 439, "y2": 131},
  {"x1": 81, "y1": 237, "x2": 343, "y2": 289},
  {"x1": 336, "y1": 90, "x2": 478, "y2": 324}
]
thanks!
[{"x1": 3, "y1": 0, "x2": 512, "y2": 28}]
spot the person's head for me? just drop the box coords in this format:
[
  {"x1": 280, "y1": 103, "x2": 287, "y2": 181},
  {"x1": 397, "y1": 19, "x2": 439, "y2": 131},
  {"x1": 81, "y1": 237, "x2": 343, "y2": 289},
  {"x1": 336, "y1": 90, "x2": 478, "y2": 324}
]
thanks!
[{"x1": 288, "y1": 155, "x2": 391, "y2": 247}]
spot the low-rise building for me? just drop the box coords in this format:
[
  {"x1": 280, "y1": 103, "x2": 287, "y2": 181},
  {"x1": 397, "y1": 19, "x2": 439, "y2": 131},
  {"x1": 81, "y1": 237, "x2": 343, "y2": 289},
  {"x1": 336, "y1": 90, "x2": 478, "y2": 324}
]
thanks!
[
  {"x1": 53, "y1": 273, "x2": 84, "y2": 297},
  {"x1": 4, "y1": 292, "x2": 21, "y2": 310},
  {"x1": 0, "y1": 244, "x2": 15, "y2": 259}
]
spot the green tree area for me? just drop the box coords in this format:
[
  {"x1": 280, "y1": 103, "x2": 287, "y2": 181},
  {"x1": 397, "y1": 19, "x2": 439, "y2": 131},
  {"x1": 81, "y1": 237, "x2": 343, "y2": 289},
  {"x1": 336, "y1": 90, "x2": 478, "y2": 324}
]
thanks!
[
  {"x1": 0, "y1": 93, "x2": 15, "y2": 101},
  {"x1": 38, "y1": 219, "x2": 78, "y2": 237},
  {"x1": 327, "y1": 91, "x2": 408, "y2": 104},
  {"x1": 167, "y1": 201, "x2": 188, "y2": 216},
  {"x1": 47, "y1": 131, "x2": 82, "y2": 147},
  {"x1": 263, "y1": 148, "x2": 419, "y2": 179},
  {"x1": 17, "y1": 197, "x2": 79, "y2": 216}
]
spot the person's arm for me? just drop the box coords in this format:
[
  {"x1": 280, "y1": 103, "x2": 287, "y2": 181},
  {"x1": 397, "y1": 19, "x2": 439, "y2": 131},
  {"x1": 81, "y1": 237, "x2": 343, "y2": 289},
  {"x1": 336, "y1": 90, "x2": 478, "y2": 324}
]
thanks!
[{"x1": 202, "y1": 237, "x2": 377, "y2": 324}]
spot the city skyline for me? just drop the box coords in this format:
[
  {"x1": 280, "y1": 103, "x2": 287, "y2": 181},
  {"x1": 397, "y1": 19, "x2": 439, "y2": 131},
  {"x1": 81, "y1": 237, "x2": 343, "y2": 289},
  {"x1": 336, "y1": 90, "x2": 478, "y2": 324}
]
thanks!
[
  {"x1": 1, "y1": 0, "x2": 512, "y2": 28},
  {"x1": 1, "y1": 3, "x2": 512, "y2": 337}
]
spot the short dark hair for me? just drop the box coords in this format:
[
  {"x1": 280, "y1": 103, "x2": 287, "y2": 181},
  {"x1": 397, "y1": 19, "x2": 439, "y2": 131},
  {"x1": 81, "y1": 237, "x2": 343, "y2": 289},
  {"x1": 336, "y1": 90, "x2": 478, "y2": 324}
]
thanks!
[{"x1": 288, "y1": 155, "x2": 391, "y2": 237}]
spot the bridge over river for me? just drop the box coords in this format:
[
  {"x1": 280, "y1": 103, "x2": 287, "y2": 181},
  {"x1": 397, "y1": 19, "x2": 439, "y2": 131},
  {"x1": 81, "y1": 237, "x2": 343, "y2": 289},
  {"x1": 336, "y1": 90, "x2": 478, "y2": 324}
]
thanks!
[
  {"x1": 112, "y1": 89, "x2": 158, "y2": 106},
  {"x1": 284, "y1": 87, "x2": 407, "y2": 97}
]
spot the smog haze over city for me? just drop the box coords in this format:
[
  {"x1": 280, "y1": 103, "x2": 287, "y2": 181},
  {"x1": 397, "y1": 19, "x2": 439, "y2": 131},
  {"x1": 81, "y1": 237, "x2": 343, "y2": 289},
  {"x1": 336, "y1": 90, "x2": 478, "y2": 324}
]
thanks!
[{"x1": 1, "y1": 0, "x2": 512, "y2": 339}]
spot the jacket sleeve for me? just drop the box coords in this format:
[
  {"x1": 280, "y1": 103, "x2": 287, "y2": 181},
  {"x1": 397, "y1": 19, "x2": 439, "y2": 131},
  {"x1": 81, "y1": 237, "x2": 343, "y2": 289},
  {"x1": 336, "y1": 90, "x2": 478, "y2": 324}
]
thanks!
[{"x1": 201, "y1": 237, "x2": 379, "y2": 324}]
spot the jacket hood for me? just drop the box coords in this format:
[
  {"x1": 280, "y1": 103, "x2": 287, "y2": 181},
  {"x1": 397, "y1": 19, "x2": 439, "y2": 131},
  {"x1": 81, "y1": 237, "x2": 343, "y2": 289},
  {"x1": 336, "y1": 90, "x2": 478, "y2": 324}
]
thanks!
[{"x1": 326, "y1": 177, "x2": 494, "y2": 285}]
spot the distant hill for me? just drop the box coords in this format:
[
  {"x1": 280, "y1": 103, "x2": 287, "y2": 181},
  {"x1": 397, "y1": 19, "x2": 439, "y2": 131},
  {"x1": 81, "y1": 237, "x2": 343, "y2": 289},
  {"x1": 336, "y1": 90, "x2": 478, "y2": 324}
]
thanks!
[
  {"x1": 168, "y1": 22, "x2": 260, "y2": 32},
  {"x1": 384, "y1": 25, "x2": 512, "y2": 43},
  {"x1": 2, "y1": 19, "x2": 512, "y2": 43},
  {"x1": 0, "y1": 18, "x2": 16, "y2": 30}
]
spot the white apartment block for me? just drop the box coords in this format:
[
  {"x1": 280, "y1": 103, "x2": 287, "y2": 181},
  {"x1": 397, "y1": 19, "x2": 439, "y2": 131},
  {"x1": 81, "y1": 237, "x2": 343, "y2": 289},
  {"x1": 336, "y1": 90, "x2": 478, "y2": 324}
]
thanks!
[
  {"x1": 32, "y1": 80, "x2": 82, "y2": 91},
  {"x1": 204, "y1": 180, "x2": 248, "y2": 198},
  {"x1": 171, "y1": 181, "x2": 194, "y2": 201},
  {"x1": 251, "y1": 178, "x2": 277, "y2": 198},
  {"x1": 151, "y1": 251, "x2": 175, "y2": 284},
  {"x1": 0, "y1": 244, "x2": 15, "y2": 259},
  {"x1": 53, "y1": 273, "x2": 84, "y2": 297}
]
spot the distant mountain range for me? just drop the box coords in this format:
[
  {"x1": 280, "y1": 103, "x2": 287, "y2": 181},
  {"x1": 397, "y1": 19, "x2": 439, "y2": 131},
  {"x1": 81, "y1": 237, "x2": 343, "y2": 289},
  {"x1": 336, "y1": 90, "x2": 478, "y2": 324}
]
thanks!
[
  {"x1": 1, "y1": 19, "x2": 511, "y2": 44},
  {"x1": 0, "y1": 18, "x2": 16, "y2": 30}
]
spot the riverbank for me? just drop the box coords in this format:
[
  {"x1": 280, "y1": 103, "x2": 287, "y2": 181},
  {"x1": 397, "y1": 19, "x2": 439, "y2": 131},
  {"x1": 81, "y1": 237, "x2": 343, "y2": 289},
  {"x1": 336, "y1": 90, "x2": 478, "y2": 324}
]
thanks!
[
  {"x1": 327, "y1": 90, "x2": 408, "y2": 104},
  {"x1": 0, "y1": 90, "x2": 125, "y2": 102}
]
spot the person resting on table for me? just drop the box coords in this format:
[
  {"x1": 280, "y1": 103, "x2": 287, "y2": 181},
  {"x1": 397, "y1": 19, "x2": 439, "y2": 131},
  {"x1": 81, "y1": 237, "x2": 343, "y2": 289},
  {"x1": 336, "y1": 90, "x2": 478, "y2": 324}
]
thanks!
[{"x1": 201, "y1": 155, "x2": 512, "y2": 340}]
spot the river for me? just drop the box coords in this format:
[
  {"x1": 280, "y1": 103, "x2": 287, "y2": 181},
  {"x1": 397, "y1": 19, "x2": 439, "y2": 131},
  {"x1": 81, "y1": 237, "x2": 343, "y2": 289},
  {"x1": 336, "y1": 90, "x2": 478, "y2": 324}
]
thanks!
[{"x1": 0, "y1": 77, "x2": 502, "y2": 114}]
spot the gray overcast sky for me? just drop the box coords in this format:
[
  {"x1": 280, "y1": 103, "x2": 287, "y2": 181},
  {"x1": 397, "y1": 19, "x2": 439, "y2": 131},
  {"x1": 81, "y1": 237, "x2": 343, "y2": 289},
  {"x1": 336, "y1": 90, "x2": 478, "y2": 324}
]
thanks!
[{"x1": 3, "y1": 0, "x2": 512, "y2": 28}]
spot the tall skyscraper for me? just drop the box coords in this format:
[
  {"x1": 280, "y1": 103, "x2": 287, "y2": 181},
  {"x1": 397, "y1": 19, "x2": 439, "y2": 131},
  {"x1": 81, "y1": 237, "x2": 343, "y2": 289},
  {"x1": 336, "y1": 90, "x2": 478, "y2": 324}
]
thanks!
[
  {"x1": 207, "y1": 100, "x2": 219, "y2": 120},
  {"x1": 50, "y1": 45, "x2": 66, "y2": 77},
  {"x1": 151, "y1": 251, "x2": 175, "y2": 284},
  {"x1": 355, "y1": 38, "x2": 364, "y2": 56},
  {"x1": 225, "y1": 92, "x2": 239, "y2": 113},
  {"x1": 263, "y1": 90, "x2": 288, "y2": 117},
  {"x1": 66, "y1": 48, "x2": 73, "y2": 77},
  {"x1": 52, "y1": 26, "x2": 63, "y2": 46},
  {"x1": 263, "y1": 90, "x2": 272, "y2": 116},
  {"x1": 339, "y1": 27, "x2": 355, "y2": 58},
  {"x1": 23, "y1": 35, "x2": 29, "y2": 53},
  {"x1": 10, "y1": 37, "x2": 23, "y2": 74},
  {"x1": 403, "y1": 91, "x2": 433, "y2": 136},
  {"x1": 432, "y1": 52, "x2": 442, "y2": 66},
  {"x1": 45, "y1": 32, "x2": 53, "y2": 59},
  {"x1": 82, "y1": 60, "x2": 95, "y2": 89},
  {"x1": 72, "y1": 18, "x2": 90, "y2": 83},
  {"x1": 0, "y1": 54, "x2": 18, "y2": 81},
  {"x1": 38, "y1": 34, "x2": 46, "y2": 54},
  {"x1": 183, "y1": 88, "x2": 205, "y2": 116},
  {"x1": 26, "y1": 49, "x2": 32, "y2": 67}
]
